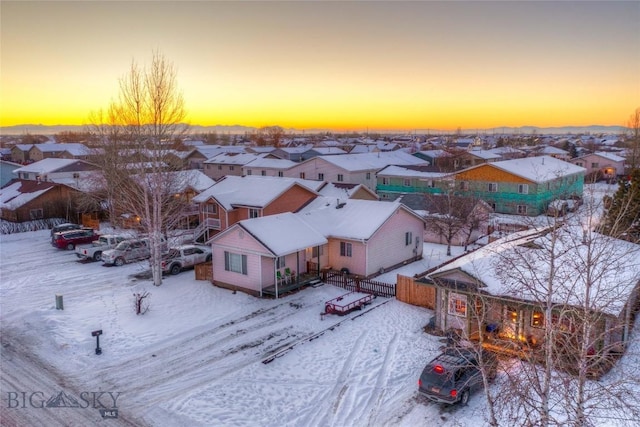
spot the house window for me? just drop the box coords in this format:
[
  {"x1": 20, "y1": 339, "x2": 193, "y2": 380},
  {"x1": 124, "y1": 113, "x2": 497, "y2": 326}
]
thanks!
[
  {"x1": 318, "y1": 173, "x2": 324, "y2": 181},
  {"x1": 404, "y1": 179, "x2": 411, "y2": 187},
  {"x1": 278, "y1": 171, "x2": 284, "y2": 177},
  {"x1": 552, "y1": 314, "x2": 573, "y2": 332},
  {"x1": 312, "y1": 245, "x2": 324, "y2": 258},
  {"x1": 576, "y1": 162, "x2": 583, "y2": 167},
  {"x1": 337, "y1": 174, "x2": 344, "y2": 182},
  {"x1": 531, "y1": 311, "x2": 544, "y2": 328},
  {"x1": 249, "y1": 208, "x2": 260, "y2": 218},
  {"x1": 218, "y1": 165, "x2": 222, "y2": 170},
  {"x1": 204, "y1": 204, "x2": 218, "y2": 215},
  {"x1": 224, "y1": 251, "x2": 247, "y2": 274},
  {"x1": 488, "y1": 182, "x2": 498, "y2": 192},
  {"x1": 72, "y1": 173, "x2": 80, "y2": 179},
  {"x1": 261, "y1": 170, "x2": 266, "y2": 176},
  {"x1": 489, "y1": 202, "x2": 496, "y2": 211},
  {"x1": 276, "y1": 256, "x2": 286, "y2": 269},
  {"x1": 459, "y1": 181, "x2": 469, "y2": 191},
  {"x1": 506, "y1": 306, "x2": 518, "y2": 324},
  {"x1": 247, "y1": 170, "x2": 252, "y2": 175},
  {"x1": 366, "y1": 172, "x2": 371, "y2": 180},
  {"x1": 382, "y1": 177, "x2": 389, "y2": 185},
  {"x1": 517, "y1": 205, "x2": 527, "y2": 215},
  {"x1": 591, "y1": 162, "x2": 599, "y2": 168},
  {"x1": 300, "y1": 172, "x2": 305, "y2": 179},
  {"x1": 340, "y1": 241, "x2": 352, "y2": 257},
  {"x1": 518, "y1": 184, "x2": 529, "y2": 194},
  {"x1": 29, "y1": 209, "x2": 43, "y2": 220},
  {"x1": 405, "y1": 231, "x2": 413, "y2": 246},
  {"x1": 448, "y1": 292, "x2": 467, "y2": 317},
  {"x1": 426, "y1": 180, "x2": 434, "y2": 188},
  {"x1": 230, "y1": 166, "x2": 235, "y2": 171}
]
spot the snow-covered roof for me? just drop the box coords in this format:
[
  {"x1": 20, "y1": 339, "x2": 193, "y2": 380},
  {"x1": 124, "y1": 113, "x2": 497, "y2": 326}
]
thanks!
[
  {"x1": 417, "y1": 149, "x2": 452, "y2": 158},
  {"x1": 191, "y1": 145, "x2": 246, "y2": 159},
  {"x1": 13, "y1": 158, "x2": 86, "y2": 174},
  {"x1": 277, "y1": 144, "x2": 314, "y2": 154},
  {"x1": 205, "y1": 152, "x2": 265, "y2": 165},
  {"x1": 474, "y1": 156, "x2": 585, "y2": 183},
  {"x1": 428, "y1": 225, "x2": 640, "y2": 316},
  {"x1": 467, "y1": 149, "x2": 502, "y2": 160},
  {"x1": 32, "y1": 143, "x2": 91, "y2": 156},
  {"x1": 234, "y1": 212, "x2": 328, "y2": 256},
  {"x1": 310, "y1": 147, "x2": 347, "y2": 155},
  {"x1": 298, "y1": 197, "x2": 423, "y2": 240},
  {"x1": 377, "y1": 165, "x2": 450, "y2": 179},
  {"x1": 314, "y1": 151, "x2": 427, "y2": 172},
  {"x1": 192, "y1": 175, "x2": 321, "y2": 209},
  {"x1": 593, "y1": 151, "x2": 625, "y2": 162},
  {"x1": 538, "y1": 146, "x2": 568, "y2": 155},
  {"x1": 0, "y1": 180, "x2": 55, "y2": 209},
  {"x1": 316, "y1": 182, "x2": 377, "y2": 200},
  {"x1": 244, "y1": 157, "x2": 297, "y2": 169},
  {"x1": 487, "y1": 146, "x2": 525, "y2": 155}
]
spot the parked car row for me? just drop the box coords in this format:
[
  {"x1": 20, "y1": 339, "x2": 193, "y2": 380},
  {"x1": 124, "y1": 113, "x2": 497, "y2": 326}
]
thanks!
[{"x1": 50, "y1": 224, "x2": 209, "y2": 274}]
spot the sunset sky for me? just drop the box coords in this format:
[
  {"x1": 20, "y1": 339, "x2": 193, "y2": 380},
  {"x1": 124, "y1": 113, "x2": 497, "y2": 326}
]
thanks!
[{"x1": 1, "y1": 1, "x2": 639, "y2": 132}]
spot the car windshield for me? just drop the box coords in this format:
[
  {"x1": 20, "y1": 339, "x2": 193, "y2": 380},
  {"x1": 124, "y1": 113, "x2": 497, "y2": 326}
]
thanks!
[{"x1": 115, "y1": 241, "x2": 130, "y2": 250}]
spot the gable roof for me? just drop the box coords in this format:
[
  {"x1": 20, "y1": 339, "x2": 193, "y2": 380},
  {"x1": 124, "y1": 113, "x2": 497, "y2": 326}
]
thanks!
[
  {"x1": 244, "y1": 157, "x2": 297, "y2": 169},
  {"x1": 308, "y1": 151, "x2": 427, "y2": 172},
  {"x1": 227, "y1": 212, "x2": 328, "y2": 257},
  {"x1": 428, "y1": 226, "x2": 640, "y2": 316},
  {"x1": 317, "y1": 182, "x2": 378, "y2": 200},
  {"x1": 377, "y1": 165, "x2": 451, "y2": 179},
  {"x1": 0, "y1": 179, "x2": 59, "y2": 209},
  {"x1": 204, "y1": 152, "x2": 266, "y2": 165},
  {"x1": 298, "y1": 197, "x2": 424, "y2": 240},
  {"x1": 460, "y1": 156, "x2": 585, "y2": 183},
  {"x1": 191, "y1": 175, "x2": 320, "y2": 209},
  {"x1": 13, "y1": 158, "x2": 96, "y2": 175}
]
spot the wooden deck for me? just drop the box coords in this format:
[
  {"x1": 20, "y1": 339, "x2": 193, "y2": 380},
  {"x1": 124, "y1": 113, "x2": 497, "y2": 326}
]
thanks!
[{"x1": 261, "y1": 274, "x2": 322, "y2": 298}]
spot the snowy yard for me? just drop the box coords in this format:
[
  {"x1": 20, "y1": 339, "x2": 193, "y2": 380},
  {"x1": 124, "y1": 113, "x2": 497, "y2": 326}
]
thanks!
[
  {"x1": 1, "y1": 183, "x2": 637, "y2": 426},
  {"x1": 0, "y1": 229, "x2": 490, "y2": 426}
]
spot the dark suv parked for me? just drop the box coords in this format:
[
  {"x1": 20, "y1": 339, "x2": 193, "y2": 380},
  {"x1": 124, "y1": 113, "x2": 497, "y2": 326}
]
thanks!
[
  {"x1": 418, "y1": 347, "x2": 497, "y2": 405},
  {"x1": 52, "y1": 229, "x2": 100, "y2": 250}
]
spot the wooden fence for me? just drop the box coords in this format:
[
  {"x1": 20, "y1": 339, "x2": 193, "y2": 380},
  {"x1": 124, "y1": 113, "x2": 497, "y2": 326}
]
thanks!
[
  {"x1": 195, "y1": 262, "x2": 213, "y2": 282},
  {"x1": 395, "y1": 274, "x2": 436, "y2": 309},
  {"x1": 321, "y1": 270, "x2": 396, "y2": 298}
]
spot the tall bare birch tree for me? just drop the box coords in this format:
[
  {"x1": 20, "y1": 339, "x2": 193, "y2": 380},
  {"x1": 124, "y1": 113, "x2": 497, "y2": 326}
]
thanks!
[{"x1": 87, "y1": 52, "x2": 189, "y2": 286}]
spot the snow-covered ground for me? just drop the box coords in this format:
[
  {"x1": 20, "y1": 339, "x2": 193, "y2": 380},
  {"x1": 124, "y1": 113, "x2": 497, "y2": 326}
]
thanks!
[
  {"x1": 0, "y1": 229, "x2": 482, "y2": 426},
  {"x1": 1, "y1": 183, "x2": 635, "y2": 426}
]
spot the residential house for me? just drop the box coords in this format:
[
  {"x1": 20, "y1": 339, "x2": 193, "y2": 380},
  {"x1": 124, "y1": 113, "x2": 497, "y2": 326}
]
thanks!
[
  {"x1": 243, "y1": 157, "x2": 297, "y2": 178},
  {"x1": 183, "y1": 145, "x2": 247, "y2": 171},
  {"x1": 535, "y1": 146, "x2": 570, "y2": 161},
  {"x1": 571, "y1": 152, "x2": 626, "y2": 180},
  {"x1": 297, "y1": 198, "x2": 425, "y2": 278},
  {"x1": 271, "y1": 144, "x2": 314, "y2": 162},
  {"x1": 305, "y1": 147, "x2": 348, "y2": 158},
  {"x1": 454, "y1": 156, "x2": 585, "y2": 216},
  {"x1": 413, "y1": 226, "x2": 640, "y2": 374},
  {"x1": 202, "y1": 152, "x2": 267, "y2": 180},
  {"x1": 376, "y1": 165, "x2": 453, "y2": 202},
  {"x1": 191, "y1": 175, "x2": 322, "y2": 242},
  {"x1": 0, "y1": 179, "x2": 83, "y2": 222},
  {"x1": 12, "y1": 158, "x2": 100, "y2": 190},
  {"x1": 29, "y1": 143, "x2": 93, "y2": 162},
  {"x1": 10, "y1": 144, "x2": 34, "y2": 164},
  {"x1": 487, "y1": 146, "x2": 526, "y2": 160},
  {"x1": 1, "y1": 160, "x2": 22, "y2": 188},
  {"x1": 285, "y1": 151, "x2": 428, "y2": 191},
  {"x1": 209, "y1": 212, "x2": 328, "y2": 298},
  {"x1": 413, "y1": 150, "x2": 452, "y2": 169},
  {"x1": 316, "y1": 182, "x2": 379, "y2": 201}
]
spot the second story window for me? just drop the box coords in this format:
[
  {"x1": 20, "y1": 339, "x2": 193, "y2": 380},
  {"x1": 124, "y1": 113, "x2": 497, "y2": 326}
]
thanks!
[
  {"x1": 366, "y1": 172, "x2": 371, "y2": 180},
  {"x1": 261, "y1": 170, "x2": 266, "y2": 176},
  {"x1": 459, "y1": 181, "x2": 469, "y2": 191},
  {"x1": 204, "y1": 203, "x2": 218, "y2": 215},
  {"x1": 403, "y1": 179, "x2": 411, "y2": 187},
  {"x1": 249, "y1": 208, "x2": 260, "y2": 219},
  {"x1": 300, "y1": 172, "x2": 305, "y2": 179},
  {"x1": 488, "y1": 182, "x2": 498, "y2": 192},
  {"x1": 247, "y1": 170, "x2": 252, "y2": 175},
  {"x1": 337, "y1": 174, "x2": 344, "y2": 182},
  {"x1": 230, "y1": 166, "x2": 235, "y2": 171},
  {"x1": 318, "y1": 173, "x2": 324, "y2": 181},
  {"x1": 278, "y1": 171, "x2": 284, "y2": 177},
  {"x1": 518, "y1": 184, "x2": 529, "y2": 194}
]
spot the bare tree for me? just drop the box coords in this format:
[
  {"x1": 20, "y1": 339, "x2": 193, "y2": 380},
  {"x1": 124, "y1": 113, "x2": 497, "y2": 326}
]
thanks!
[
  {"x1": 86, "y1": 51, "x2": 189, "y2": 286},
  {"x1": 423, "y1": 191, "x2": 485, "y2": 256},
  {"x1": 624, "y1": 107, "x2": 640, "y2": 172},
  {"x1": 490, "y1": 187, "x2": 640, "y2": 426}
]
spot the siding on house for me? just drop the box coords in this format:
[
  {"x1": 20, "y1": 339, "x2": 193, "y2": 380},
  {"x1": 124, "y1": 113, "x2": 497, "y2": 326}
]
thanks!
[{"x1": 366, "y1": 208, "x2": 424, "y2": 276}]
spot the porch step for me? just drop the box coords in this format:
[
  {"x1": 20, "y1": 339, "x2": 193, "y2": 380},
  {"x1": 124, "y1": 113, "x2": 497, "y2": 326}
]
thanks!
[{"x1": 309, "y1": 279, "x2": 323, "y2": 288}]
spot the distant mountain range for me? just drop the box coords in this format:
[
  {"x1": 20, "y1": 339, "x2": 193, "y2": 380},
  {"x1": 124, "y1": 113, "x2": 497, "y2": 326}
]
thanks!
[{"x1": 0, "y1": 123, "x2": 628, "y2": 136}]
